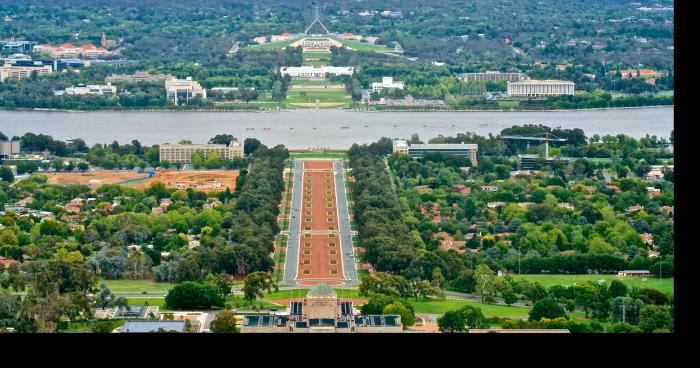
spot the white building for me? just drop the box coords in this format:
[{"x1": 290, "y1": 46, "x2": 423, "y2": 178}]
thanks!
[
  {"x1": 392, "y1": 139, "x2": 478, "y2": 166},
  {"x1": 65, "y1": 83, "x2": 116, "y2": 96},
  {"x1": 507, "y1": 80, "x2": 575, "y2": 97},
  {"x1": 165, "y1": 77, "x2": 206, "y2": 103},
  {"x1": 280, "y1": 66, "x2": 354, "y2": 79},
  {"x1": 371, "y1": 77, "x2": 405, "y2": 92}
]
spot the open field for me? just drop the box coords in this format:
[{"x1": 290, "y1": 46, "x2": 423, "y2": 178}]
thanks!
[
  {"x1": 128, "y1": 170, "x2": 239, "y2": 192},
  {"x1": 249, "y1": 37, "x2": 302, "y2": 51},
  {"x1": 327, "y1": 37, "x2": 399, "y2": 54},
  {"x1": 509, "y1": 274, "x2": 674, "y2": 294},
  {"x1": 98, "y1": 278, "x2": 176, "y2": 293},
  {"x1": 46, "y1": 170, "x2": 149, "y2": 188},
  {"x1": 410, "y1": 298, "x2": 532, "y2": 318},
  {"x1": 127, "y1": 298, "x2": 166, "y2": 308}
]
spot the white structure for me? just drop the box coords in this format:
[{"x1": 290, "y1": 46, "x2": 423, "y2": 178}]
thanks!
[
  {"x1": 280, "y1": 66, "x2": 354, "y2": 79},
  {"x1": 65, "y1": 83, "x2": 116, "y2": 96},
  {"x1": 0, "y1": 63, "x2": 52, "y2": 82},
  {"x1": 392, "y1": 140, "x2": 478, "y2": 166},
  {"x1": 371, "y1": 77, "x2": 404, "y2": 92},
  {"x1": 165, "y1": 77, "x2": 206, "y2": 103},
  {"x1": 507, "y1": 80, "x2": 575, "y2": 97},
  {"x1": 0, "y1": 140, "x2": 20, "y2": 159},
  {"x1": 159, "y1": 140, "x2": 243, "y2": 164}
]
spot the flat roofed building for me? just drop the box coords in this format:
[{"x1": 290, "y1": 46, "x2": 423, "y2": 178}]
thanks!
[
  {"x1": 617, "y1": 270, "x2": 652, "y2": 277},
  {"x1": 507, "y1": 80, "x2": 575, "y2": 97},
  {"x1": 393, "y1": 140, "x2": 478, "y2": 166},
  {"x1": 0, "y1": 63, "x2": 53, "y2": 82},
  {"x1": 105, "y1": 72, "x2": 174, "y2": 84},
  {"x1": 241, "y1": 283, "x2": 402, "y2": 333},
  {"x1": 0, "y1": 40, "x2": 37, "y2": 53},
  {"x1": 165, "y1": 77, "x2": 206, "y2": 103},
  {"x1": 0, "y1": 140, "x2": 20, "y2": 159},
  {"x1": 517, "y1": 154, "x2": 572, "y2": 170},
  {"x1": 118, "y1": 320, "x2": 186, "y2": 333},
  {"x1": 159, "y1": 140, "x2": 243, "y2": 164},
  {"x1": 371, "y1": 76, "x2": 404, "y2": 92},
  {"x1": 289, "y1": 37, "x2": 343, "y2": 51},
  {"x1": 65, "y1": 83, "x2": 116, "y2": 96},
  {"x1": 458, "y1": 71, "x2": 527, "y2": 81},
  {"x1": 280, "y1": 66, "x2": 354, "y2": 79}
]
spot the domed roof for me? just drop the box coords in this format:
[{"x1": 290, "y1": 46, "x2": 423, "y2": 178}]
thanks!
[{"x1": 308, "y1": 283, "x2": 336, "y2": 297}]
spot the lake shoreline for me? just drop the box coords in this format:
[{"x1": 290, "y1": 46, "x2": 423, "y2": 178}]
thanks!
[{"x1": 1, "y1": 104, "x2": 674, "y2": 114}]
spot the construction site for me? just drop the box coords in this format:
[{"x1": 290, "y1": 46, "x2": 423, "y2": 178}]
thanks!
[{"x1": 128, "y1": 170, "x2": 239, "y2": 192}]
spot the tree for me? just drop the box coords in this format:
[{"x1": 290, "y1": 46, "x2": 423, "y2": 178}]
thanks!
[
  {"x1": 610, "y1": 321, "x2": 641, "y2": 333},
  {"x1": 242, "y1": 272, "x2": 277, "y2": 306},
  {"x1": 209, "y1": 134, "x2": 235, "y2": 145},
  {"x1": 437, "y1": 305, "x2": 488, "y2": 332},
  {"x1": 638, "y1": 305, "x2": 671, "y2": 332},
  {"x1": 210, "y1": 310, "x2": 239, "y2": 333},
  {"x1": 474, "y1": 264, "x2": 497, "y2": 303},
  {"x1": 608, "y1": 280, "x2": 628, "y2": 298},
  {"x1": 573, "y1": 282, "x2": 600, "y2": 318},
  {"x1": 0, "y1": 167, "x2": 14, "y2": 182},
  {"x1": 610, "y1": 297, "x2": 644, "y2": 325},
  {"x1": 92, "y1": 321, "x2": 114, "y2": 333},
  {"x1": 529, "y1": 298, "x2": 568, "y2": 321},
  {"x1": 164, "y1": 282, "x2": 225, "y2": 310},
  {"x1": 383, "y1": 302, "x2": 415, "y2": 328},
  {"x1": 431, "y1": 267, "x2": 445, "y2": 289}
]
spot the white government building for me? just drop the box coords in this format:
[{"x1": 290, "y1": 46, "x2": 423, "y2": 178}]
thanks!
[
  {"x1": 280, "y1": 66, "x2": 354, "y2": 78},
  {"x1": 371, "y1": 77, "x2": 405, "y2": 92},
  {"x1": 507, "y1": 80, "x2": 575, "y2": 97},
  {"x1": 165, "y1": 77, "x2": 207, "y2": 103},
  {"x1": 65, "y1": 83, "x2": 117, "y2": 96}
]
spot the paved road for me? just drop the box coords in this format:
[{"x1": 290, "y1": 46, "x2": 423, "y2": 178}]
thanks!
[
  {"x1": 282, "y1": 160, "x2": 304, "y2": 286},
  {"x1": 334, "y1": 160, "x2": 359, "y2": 285}
]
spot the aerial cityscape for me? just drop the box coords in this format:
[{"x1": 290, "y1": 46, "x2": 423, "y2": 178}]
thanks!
[{"x1": 0, "y1": 0, "x2": 675, "y2": 334}]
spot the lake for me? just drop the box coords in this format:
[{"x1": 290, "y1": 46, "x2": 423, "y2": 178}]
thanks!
[{"x1": 0, "y1": 107, "x2": 673, "y2": 149}]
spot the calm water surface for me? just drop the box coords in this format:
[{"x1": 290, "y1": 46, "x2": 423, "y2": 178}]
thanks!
[{"x1": 0, "y1": 108, "x2": 673, "y2": 149}]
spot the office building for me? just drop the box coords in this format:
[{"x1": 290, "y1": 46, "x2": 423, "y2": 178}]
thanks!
[
  {"x1": 65, "y1": 83, "x2": 117, "y2": 96},
  {"x1": 517, "y1": 154, "x2": 572, "y2": 170},
  {"x1": 457, "y1": 71, "x2": 527, "y2": 81},
  {"x1": 0, "y1": 40, "x2": 37, "y2": 53},
  {"x1": 106, "y1": 71, "x2": 174, "y2": 84},
  {"x1": 393, "y1": 140, "x2": 478, "y2": 166},
  {"x1": 165, "y1": 77, "x2": 206, "y2": 103},
  {"x1": 371, "y1": 77, "x2": 404, "y2": 92},
  {"x1": 507, "y1": 80, "x2": 575, "y2": 97},
  {"x1": 0, "y1": 62, "x2": 53, "y2": 82},
  {"x1": 241, "y1": 284, "x2": 403, "y2": 333},
  {"x1": 0, "y1": 140, "x2": 21, "y2": 159},
  {"x1": 159, "y1": 140, "x2": 243, "y2": 164}
]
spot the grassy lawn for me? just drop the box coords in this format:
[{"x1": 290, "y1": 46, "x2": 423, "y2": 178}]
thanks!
[
  {"x1": 263, "y1": 288, "x2": 362, "y2": 301},
  {"x1": 328, "y1": 37, "x2": 398, "y2": 54},
  {"x1": 410, "y1": 298, "x2": 531, "y2": 318},
  {"x1": 497, "y1": 100, "x2": 520, "y2": 108},
  {"x1": 62, "y1": 319, "x2": 125, "y2": 333},
  {"x1": 98, "y1": 279, "x2": 176, "y2": 293},
  {"x1": 286, "y1": 89, "x2": 349, "y2": 103},
  {"x1": 249, "y1": 37, "x2": 302, "y2": 51},
  {"x1": 127, "y1": 297, "x2": 166, "y2": 308},
  {"x1": 509, "y1": 274, "x2": 674, "y2": 295}
]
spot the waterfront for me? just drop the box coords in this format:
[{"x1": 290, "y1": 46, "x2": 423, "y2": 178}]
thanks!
[{"x1": 0, "y1": 107, "x2": 673, "y2": 149}]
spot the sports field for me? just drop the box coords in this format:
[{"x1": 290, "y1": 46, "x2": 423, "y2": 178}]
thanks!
[
  {"x1": 46, "y1": 170, "x2": 149, "y2": 188},
  {"x1": 509, "y1": 274, "x2": 674, "y2": 294},
  {"x1": 128, "y1": 170, "x2": 239, "y2": 192}
]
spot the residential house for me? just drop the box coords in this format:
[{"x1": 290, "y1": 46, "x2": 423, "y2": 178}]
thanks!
[
  {"x1": 487, "y1": 201, "x2": 506, "y2": 209},
  {"x1": 557, "y1": 203, "x2": 575, "y2": 211},
  {"x1": 646, "y1": 187, "x2": 661, "y2": 198},
  {"x1": 480, "y1": 185, "x2": 498, "y2": 192},
  {"x1": 451, "y1": 184, "x2": 471, "y2": 196},
  {"x1": 434, "y1": 232, "x2": 466, "y2": 254}
]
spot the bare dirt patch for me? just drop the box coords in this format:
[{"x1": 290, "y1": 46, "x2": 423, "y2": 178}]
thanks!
[
  {"x1": 46, "y1": 171, "x2": 148, "y2": 188},
  {"x1": 130, "y1": 170, "x2": 239, "y2": 192}
]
